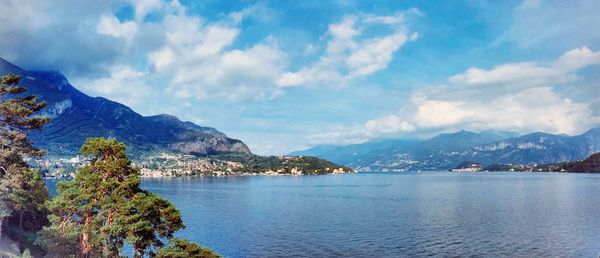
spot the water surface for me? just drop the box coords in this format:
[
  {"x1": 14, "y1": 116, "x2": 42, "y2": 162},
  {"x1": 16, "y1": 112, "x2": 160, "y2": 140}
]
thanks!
[{"x1": 47, "y1": 172, "x2": 600, "y2": 257}]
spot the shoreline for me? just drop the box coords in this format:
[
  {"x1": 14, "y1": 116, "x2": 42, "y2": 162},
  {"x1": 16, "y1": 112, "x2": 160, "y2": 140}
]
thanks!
[{"x1": 44, "y1": 170, "x2": 600, "y2": 180}]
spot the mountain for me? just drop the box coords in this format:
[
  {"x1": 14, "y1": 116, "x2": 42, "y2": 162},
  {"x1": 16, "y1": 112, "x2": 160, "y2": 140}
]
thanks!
[
  {"x1": 292, "y1": 130, "x2": 516, "y2": 171},
  {"x1": 566, "y1": 152, "x2": 600, "y2": 172},
  {"x1": 293, "y1": 129, "x2": 600, "y2": 171},
  {"x1": 483, "y1": 151, "x2": 600, "y2": 173},
  {"x1": 0, "y1": 57, "x2": 250, "y2": 158},
  {"x1": 459, "y1": 131, "x2": 597, "y2": 165},
  {"x1": 291, "y1": 139, "x2": 419, "y2": 167}
]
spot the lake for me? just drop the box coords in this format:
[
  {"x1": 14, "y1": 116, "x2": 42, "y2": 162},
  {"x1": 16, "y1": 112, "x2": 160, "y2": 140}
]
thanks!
[{"x1": 47, "y1": 172, "x2": 600, "y2": 257}]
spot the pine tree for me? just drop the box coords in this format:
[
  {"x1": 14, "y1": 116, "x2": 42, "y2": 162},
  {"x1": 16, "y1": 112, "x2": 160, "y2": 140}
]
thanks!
[
  {"x1": 0, "y1": 74, "x2": 50, "y2": 249},
  {"x1": 40, "y1": 138, "x2": 213, "y2": 257},
  {"x1": 0, "y1": 74, "x2": 49, "y2": 159},
  {"x1": 0, "y1": 181, "x2": 10, "y2": 241},
  {"x1": 156, "y1": 238, "x2": 220, "y2": 258}
]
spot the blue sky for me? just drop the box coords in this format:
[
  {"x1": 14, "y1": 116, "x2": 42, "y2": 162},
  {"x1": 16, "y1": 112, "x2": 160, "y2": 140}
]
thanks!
[{"x1": 1, "y1": 0, "x2": 600, "y2": 154}]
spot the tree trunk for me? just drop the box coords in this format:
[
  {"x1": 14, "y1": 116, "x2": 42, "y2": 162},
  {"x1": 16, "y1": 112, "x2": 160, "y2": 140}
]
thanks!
[
  {"x1": 0, "y1": 217, "x2": 3, "y2": 242},
  {"x1": 81, "y1": 212, "x2": 93, "y2": 257}
]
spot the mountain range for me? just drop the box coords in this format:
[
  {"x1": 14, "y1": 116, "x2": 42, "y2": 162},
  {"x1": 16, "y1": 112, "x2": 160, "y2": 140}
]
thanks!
[
  {"x1": 4, "y1": 56, "x2": 599, "y2": 172},
  {"x1": 292, "y1": 128, "x2": 600, "y2": 171},
  {"x1": 0, "y1": 58, "x2": 250, "y2": 158}
]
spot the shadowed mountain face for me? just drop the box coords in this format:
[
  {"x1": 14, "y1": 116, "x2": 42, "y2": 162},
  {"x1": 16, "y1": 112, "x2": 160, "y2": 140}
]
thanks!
[
  {"x1": 567, "y1": 152, "x2": 600, "y2": 172},
  {"x1": 0, "y1": 58, "x2": 251, "y2": 158},
  {"x1": 293, "y1": 129, "x2": 600, "y2": 171}
]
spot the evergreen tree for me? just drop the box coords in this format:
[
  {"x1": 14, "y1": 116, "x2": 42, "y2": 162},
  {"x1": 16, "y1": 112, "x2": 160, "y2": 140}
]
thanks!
[
  {"x1": 156, "y1": 238, "x2": 220, "y2": 258},
  {"x1": 0, "y1": 74, "x2": 50, "y2": 249},
  {"x1": 0, "y1": 180, "x2": 10, "y2": 241},
  {"x1": 40, "y1": 138, "x2": 213, "y2": 257},
  {"x1": 0, "y1": 74, "x2": 49, "y2": 159},
  {"x1": 3, "y1": 166, "x2": 48, "y2": 232}
]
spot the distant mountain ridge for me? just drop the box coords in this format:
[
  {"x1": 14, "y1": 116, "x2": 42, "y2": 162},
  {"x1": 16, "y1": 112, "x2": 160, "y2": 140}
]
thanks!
[
  {"x1": 293, "y1": 128, "x2": 600, "y2": 171},
  {"x1": 0, "y1": 57, "x2": 251, "y2": 158}
]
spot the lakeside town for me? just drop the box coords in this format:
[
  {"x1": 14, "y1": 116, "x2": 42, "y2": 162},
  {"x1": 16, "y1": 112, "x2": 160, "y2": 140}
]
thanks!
[{"x1": 29, "y1": 153, "x2": 353, "y2": 179}]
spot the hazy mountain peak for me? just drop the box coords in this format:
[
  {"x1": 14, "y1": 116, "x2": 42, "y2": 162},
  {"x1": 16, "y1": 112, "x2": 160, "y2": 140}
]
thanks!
[{"x1": 293, "y1": 128, "x2": 600, "y2": 171}]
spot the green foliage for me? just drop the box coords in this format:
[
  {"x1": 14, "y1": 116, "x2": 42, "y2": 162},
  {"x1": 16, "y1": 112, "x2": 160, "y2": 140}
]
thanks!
[
  {"x1": 0, "y1": 74, "x2": 50, "y2": 253},
  {"x1": 21, "y1": 249, "x2": 32, "y2": 258},
  {"x1": 0, "y1": 74, "x2": 50, "y2": 157},
  {"x1": 39, "y1": 138, "x2": 214, "y2": 257},
  {"x1": 156, "y1": 238, "x2": 220, "y2": 258},
  {"x1": 2, "y1": 167, "x2": 48, "y2": 229},
  {"x1": 0, "y1": 75, "x2": 216, "y2": 256},
  {"x1": 485, "y1": 152, "x2": 600, "y2": 173},
  {"x1": 209, "y1": 153, "x2": 354, "y2": 175}
]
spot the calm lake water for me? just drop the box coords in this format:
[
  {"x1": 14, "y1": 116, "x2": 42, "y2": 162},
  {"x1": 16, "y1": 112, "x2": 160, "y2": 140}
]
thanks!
[{"x1": 47, "y1": 172, "x2": 600, "y2": 257}]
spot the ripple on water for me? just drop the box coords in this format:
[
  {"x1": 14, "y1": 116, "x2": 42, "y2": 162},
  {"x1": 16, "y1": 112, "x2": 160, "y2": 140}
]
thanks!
[{"x1": 48, "y1": 172, "x2": 600, "y2": 257}]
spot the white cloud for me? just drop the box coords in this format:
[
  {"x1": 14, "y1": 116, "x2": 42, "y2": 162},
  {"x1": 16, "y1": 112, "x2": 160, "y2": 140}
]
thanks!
[
  {"x1": 228, "y1": 2, "x2": 278, "y2": 25},
  {"x1": 276, "y1": 12, "x2": 416, "y2": 88},
  {"x1": 138, "y1": 7, "x2": 416, "y2": 100},
  {"x1": 307, "y1": 115, "x2": 416, "y2": 146},
  {"x1": 414, "y1": 87, "x2": 598, "y2": 134},
  {"x1": 130, "y1": 0, "x2": 163, "y2": 20},
  {"x1": 414, "y1": 99, "x2": 474, "y2": 128},
  {"x1": 329, "y1": 16, "x2": 360, "y2": 40},
  {"x1": 148, "y1": 47, "x2": 174, "y2": 71},
  {"x1": 276, "y1": 72, "x2": 305, "y2": 87},
  {"x1": 364, "y1": 13, "x2": 404, "y2": 25},
  {"x1": 82, "y1": 2, "x2": 286, "y2": 102},
  {"x1": 1, "y1": 1, "x2": 417, "y2": 102},
  {"x1": 169, "y1": 43, "x2": 287, "y2": 101},
  {"x1": 84, "y1": 3, "x2": 417, "y2": 101},
  {"x1": 418, "y1": 48, "x2": 600, "y2": 134},
  {"x1": 190, "y1": 25, "x2": 239, "y2": 58},
  {"x1": 311, "y1": 47, "x2": 600, "y2": 145},
  {"x1": 450, "y1": 47, "x2": 600, "y2": 86},
  {"x1": 364, "y1": 115, "x2": 415, "y2": 135},
  {"x1": 74, "y1": 65, "x2": 152, "y2": 108},
  {"x1": 555, "y1": 46, "x2": 600, "y2": 70},
  {"x1": 0, "y1": 0, "x2": 122, "y2": 75},
  {"x1": 346, "y1": 33, "x2": 408, "y2": 77},
  {"x1": 97, "y1": 15, "x2": 138, "y2": 42}
]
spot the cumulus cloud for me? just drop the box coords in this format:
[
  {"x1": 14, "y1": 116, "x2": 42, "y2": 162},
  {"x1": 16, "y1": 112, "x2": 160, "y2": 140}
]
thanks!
[
  {"x1": 97, "y1": 15, "x2": 138, "y2": 42},
  {"x1": 365, "y1": 115, "x2": 415, "y2": 134},
  {"x1": 314, "y1": 87, "x2": 599, "y2": 145},
  {"x1": 130, "y1": 0, "x2": 164, "y2": 20},
  {"x1": 417, "y1": 47, "x2": 600, "y2": 134},
  {"x1": 128, "y1": 7, "x2": 288, "y2": 101},
  {"x1": 276, "y1": 11, "x2": 417, "y2": 88},
  {"x1": 312, "y1": 47, "x2": 600, "y2": 145},
  {"x1": 73, "y1": 65, "x2": 153, "y2": 108},
  {"x1": 412, "y1": 87, "x2": 598, "y2": 134},
  {"x1": 78, "y1": 2, "x2": 416, "y2": 103},
  {"x1": 0, "y1": 0, "x2": 122, "y2": 75},
  {"x1": 450, "y1": 47, "x2": 600, "y2": 86},
  {"x1": 167, "y1": 42, "x2": 287, "y2": 101},
  {"x1": 9, "y1": 0, "x2": 284, "y2": 103},
  {"x1": 1, "y1": 0, "x2": 416, "y2": 104}
]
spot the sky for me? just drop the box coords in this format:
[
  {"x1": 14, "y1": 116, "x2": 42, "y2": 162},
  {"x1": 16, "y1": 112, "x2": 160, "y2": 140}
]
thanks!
[{"x1": 1, "y1": 0, "x2": 600, "y2": 155}]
